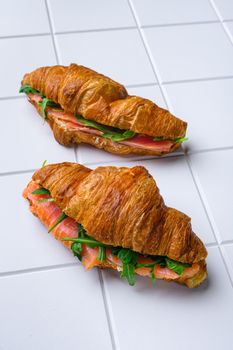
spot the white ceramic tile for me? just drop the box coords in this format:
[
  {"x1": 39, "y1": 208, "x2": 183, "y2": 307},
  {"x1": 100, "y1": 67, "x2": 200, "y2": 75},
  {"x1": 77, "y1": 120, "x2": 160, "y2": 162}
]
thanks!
[
  {"x1": 0, "y1": 266, "x2": 112, "y2": 350},
  {"x1": 165, "y1": 78, "x2": 233, "y2": 151},
  {"x1": 102, "y1": 246, "x2": 233, "y2": 350},
  {"x1": 213, "y1": 0, "x2": 233, "y2": 20},
  {"x1": 222, "y1": 244, "x2": 233, "y2": 281},
  {"x1": 87, "y1": 157, "x2": 215, "y2": 245},
  {"x1": 0, "y1": 173, "x2": 78, "y2": 273},
  {"x1": 225, "y1": 21, "x2": 233, "y2": 41},
  {"x1": 0, "y1": 98, "x2": 75, "y2": 173},
  {"x1": 132, "y1": 0, "x2": 217, "y2": 26},
  {"x1": 57, "y1": 29, "x2": 155, "y2": 86},
  {"x1": 190, "y1": 150, "x2": 233, "y2": 243},
  {"x1": 49, "y1": 0, "x2": 135, "y2": 32},
  {"x1": 0, "y1": 0, "x2": 50, "y2": 37},
  {"x1": 128, "y1": 84, "x2": 167, "y2": 108},
  {"x1": 0, "y1": 36, "x2": 56, "y2": 98},
  {"x1": 143, "y1": 23, "x2": 233, "y2": 82},
  {"x1": 76, "y1": 85, "x2": 171, "y2": 165}
]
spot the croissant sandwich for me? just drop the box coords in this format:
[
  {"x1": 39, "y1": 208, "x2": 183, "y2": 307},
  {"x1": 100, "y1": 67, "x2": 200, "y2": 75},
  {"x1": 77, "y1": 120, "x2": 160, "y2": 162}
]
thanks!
[
  {"x1": 23, "y1": 162, "x2": 207, "y2": 288},
  {"x1": 20, "y1": 64, "x2": 187, "y2": 156}
]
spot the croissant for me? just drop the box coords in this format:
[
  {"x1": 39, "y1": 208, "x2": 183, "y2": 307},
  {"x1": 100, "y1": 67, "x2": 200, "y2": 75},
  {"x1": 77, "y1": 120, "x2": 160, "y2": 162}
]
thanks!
[
  {"x1": 20, "y1": 64, "x2": 187, "y2": 156},
  {"x1": 23, "y1": 162, "x2": 207, "y2": 288}
]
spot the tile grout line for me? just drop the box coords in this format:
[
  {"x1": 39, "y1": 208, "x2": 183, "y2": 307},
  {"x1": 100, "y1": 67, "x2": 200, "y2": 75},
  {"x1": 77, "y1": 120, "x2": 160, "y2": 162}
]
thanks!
[
  {"x1": 128, "y1": 0, "x2": 233, "y2": 288},
  {"x1": 127, "y1": 0, "x2": 171, "y2": 110},
  {"x1": 209, "y1": 0, "x2": 233, "y2": 46},
  {"x1": 186, "y1": 155, "x2": 233, "y2": 287},
  {"x1": 141, "y1": 19, "x2": 220, "y2": 28},
  {"x1": 98, "y1": 270, "x2": 118, "y2": 350},
  {"x1": 1, "y1": 18, "x2": 231, "y2": 41},
  {"x1": 0, "y1": 262, "x2": 79, "y2": 278},
  {"x1": 44, "y1": 0, "x2": 77, "y2": 162},
  {"x1": 44, "y1": 0, "x2": 60, "y2": 64}
]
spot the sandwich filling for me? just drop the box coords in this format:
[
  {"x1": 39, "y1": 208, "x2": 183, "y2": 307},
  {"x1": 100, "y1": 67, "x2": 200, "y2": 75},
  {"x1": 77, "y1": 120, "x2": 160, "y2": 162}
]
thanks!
[
  {"x1": 20, "y1": 85, "x2": 188, "y2": 152},
  {"x1": 23, "y1": 180, "x2": 201, "y2": 286}
]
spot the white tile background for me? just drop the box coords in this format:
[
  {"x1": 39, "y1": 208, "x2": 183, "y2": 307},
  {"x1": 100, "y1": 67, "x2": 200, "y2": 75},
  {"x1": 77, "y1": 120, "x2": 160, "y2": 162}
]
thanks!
[{"x1": 1, "y1": 1, "x2": 233, "y2": 350}]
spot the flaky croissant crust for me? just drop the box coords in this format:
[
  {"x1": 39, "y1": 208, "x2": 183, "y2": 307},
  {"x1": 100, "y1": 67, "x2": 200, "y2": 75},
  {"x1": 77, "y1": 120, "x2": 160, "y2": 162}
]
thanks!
[
  {"x1": 32, "y1": 162, "x2": 207, "y2": 264},
  {"x1": 22, "y1": 64, "x2": 187, "y2": 139}
]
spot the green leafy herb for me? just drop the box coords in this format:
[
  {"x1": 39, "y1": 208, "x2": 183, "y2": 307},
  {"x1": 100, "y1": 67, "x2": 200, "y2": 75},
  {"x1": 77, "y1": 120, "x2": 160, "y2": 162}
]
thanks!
[
  {"x1": 77, "y1": 223, "x2": 86, "y2": 238},
  {"x1": 153, "y1": 136, "x2": 163, "y2": 141},
  {"x1": 117, "y1": 248, "x2": 138, "y2": 265},
  {"x1": 121, "y1": 262, "x2": 136, "y2": 286},
  {"x1": 153, "y1": 136, "x2": 189, "y2": 143},
  {"x1": 62, "y1": 236, "x2": 106, "y2": 248},
  {"x1": 97, "y1": 246, "x2": 106, "y2": 261},
  {"x1": 71, "y1": 242, "x2": 82, "y2": 261},
  {"x1": 75, "y1": 114, "x2": 135, "y2": 142},
  {"x1": 174, "y1": 137, "x2": 189, "y2": 143},
  {"x1": 150, "y1": 266, "x2": 157, "y2": 282},
  {"x1": 32, "y1": 188, "x2": 50, "y2": 195},
  {"x1": 165, "y1": 258, "x2": 190, "y2": 276},
  {"x1": 102, "y1": 129, "x2": 135, "y2": 142},
  {"x1": 19, "y1": 84, "x2": 41, "y2": 95},
  {"x1": 42, "y1": 160, "x2": 47, "y2": 168},
  {"x1": 38, "y1": 98, "x2": 59, "y2": 121},
  {"x1": 48, "y1": 212, "x2": 67, "y2": 233},
  {"x1": 116, "y1": 248, "x2": 138, "y2": 286},
  {"x1": 38, "y1": 198, "x2": 54, "y2": 203}
]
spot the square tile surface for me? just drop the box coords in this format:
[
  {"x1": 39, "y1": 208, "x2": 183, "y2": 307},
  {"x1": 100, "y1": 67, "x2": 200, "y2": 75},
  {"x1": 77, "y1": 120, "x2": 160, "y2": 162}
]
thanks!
[
  {"x1": 0, "y1": 266, "x2": 112, "y2": 350},
  {"x1": 165, "y1": 78, "x2": 233, "y2": 151},
  {"x1": 143, "y1": 23, "x2": 233, "y2": 82},
  {"x1": 0, "y1": 36, "x2": 56, "y2": 98},
  {"x1": 102, "y1": 247, "x2": 233, "y2": 350},
  {"x1": 0, "y1": 98, "x2": 75, "y2": 173},
  {"x1": 57, "y1": 29, "x2": 156, "y2": 86},
  {"x1": 49, "y1": 0, "x2": 135, "y2": 32},
  {"x1": 190, "y1": 150, "x2": 233, "y2": 243},
  {"x1": 0, "y1": 0, "x2": 49, "y2": 37},
  {"x1": 132, "y1": 0, "x2": 217, "y2": 26},
  {"x1": 213, "y1": 0, "x2": 233, "y2": 20}
]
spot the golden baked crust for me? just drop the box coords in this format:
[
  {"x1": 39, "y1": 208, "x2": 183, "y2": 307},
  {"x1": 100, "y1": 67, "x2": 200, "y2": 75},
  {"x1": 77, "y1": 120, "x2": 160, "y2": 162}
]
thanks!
[
  {"x1": 32, "y1": 162, "x2": 207, "y2": 265},
  {"x1": 22, "y1": 63, "x2": 187, "y2": 139}
]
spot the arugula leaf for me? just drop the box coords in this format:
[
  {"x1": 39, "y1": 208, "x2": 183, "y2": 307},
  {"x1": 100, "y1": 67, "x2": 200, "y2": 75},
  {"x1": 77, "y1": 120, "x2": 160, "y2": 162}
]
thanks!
[
  {"x1": 48, "y1": 212, "x2": 67, "y2": 233},
  {"x1": 150, "y1": 266, "x2": 157, "y2": 282},
  {"x1": 19, "y1": 84, "x2": 41, "y2": 95},
  {"x1": 38, "y1": 198, "x2": 54, "y2": 203},
  {"x1": 97, "y1": 246, "x2": 106, "y2": 261},
  {"x1": 42, "y1": 160, "x2": 47, "y2": 168},
  {"x1": 61, "y1": 236, "x2": 106, "y2": 248},
  {"x1": 38, "y1": 98, "x2": 59, "y2": 121},
  {"x1": 102, "y1": 130, "x2": 135, "y2": 142},
  {"x1": 32, "y1": 188, "x2": 50, "y2": 195},
  {"x1": 117, "y1": 248, "x2": 138, "y2": 265},
  {"x1": 174, "y1": 137, "x2": 189, "y2": 143},
  {"x1": 75, "y1": 114, "x2": 110, "y2": 132},
  {"x1": 153, "y1": 136, "x2": 163, "y2": 141},
  {"x1": 71, "y1": 242, "x2": 82, "y2": 261},
  {"x1": 153, "y1": 136, "x2": 189, "y2": 143},
  {"x1": 75, "y1": 114, "x2": 135, "y2": 142},
  {"x1": 121, "y1": 262, "x2": 136, "y2": 286},
  {"x1": 77, "y1": 223, "x2": 86, "y2": 238},
  {"x1": 165, "y1": 258, "x2": 190, "y2": 276}
]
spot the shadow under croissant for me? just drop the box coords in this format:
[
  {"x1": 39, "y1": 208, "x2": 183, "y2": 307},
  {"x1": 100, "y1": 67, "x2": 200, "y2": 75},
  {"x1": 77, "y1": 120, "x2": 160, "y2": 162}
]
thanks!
[{"x1": 99, "y1": 268, "x2": 210, "y2": 296}]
